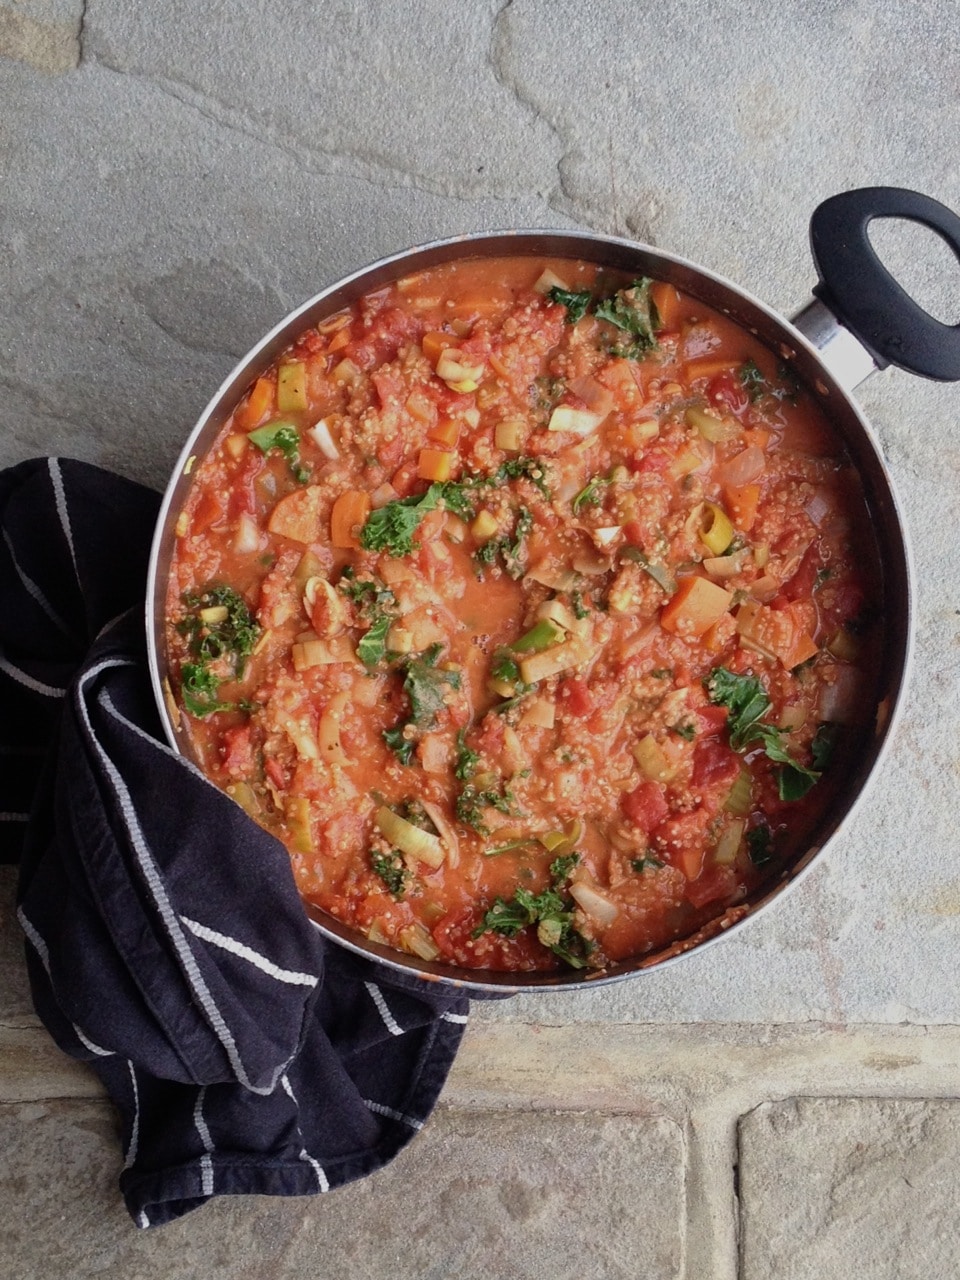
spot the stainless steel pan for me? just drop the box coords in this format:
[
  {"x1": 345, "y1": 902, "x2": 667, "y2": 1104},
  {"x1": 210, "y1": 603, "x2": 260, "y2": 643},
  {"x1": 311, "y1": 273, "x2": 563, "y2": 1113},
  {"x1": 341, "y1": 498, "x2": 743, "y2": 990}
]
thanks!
[{"x1": 146, "y1": 187, "x2": 960, "y2": 993}]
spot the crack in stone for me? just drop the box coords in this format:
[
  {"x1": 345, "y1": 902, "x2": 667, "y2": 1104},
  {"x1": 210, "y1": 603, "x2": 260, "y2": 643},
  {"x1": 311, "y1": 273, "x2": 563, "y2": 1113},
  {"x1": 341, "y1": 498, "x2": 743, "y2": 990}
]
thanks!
[{"x1": 85, "y1": 46, "x2": 548, "y2": 212}]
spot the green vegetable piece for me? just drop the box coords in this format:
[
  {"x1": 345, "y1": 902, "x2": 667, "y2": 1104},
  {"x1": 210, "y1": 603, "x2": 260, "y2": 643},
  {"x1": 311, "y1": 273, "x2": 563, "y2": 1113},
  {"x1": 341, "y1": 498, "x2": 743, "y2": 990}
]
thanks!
[
  {"x1": 180, "y1": 663, "x2": 234, "y2": 717},
  {"x1": 747, "y1": 824, "x2": 774, "y2": 866},
  {"x1": 594, "y1": 278, "x2": 660, "y2": 358},
  {"x1": 510, "y1": 618, "x2": 564, "y2": 653},
  {"x1": 571, "y1": 475, "x2": 611, "y2": 515},
  {"x1": 357, "y1": 613, "x2": 392, "y2": 667},
  {"x1": 705, "y1": 667, "x2": 821, "y2": 800},
  {"x1": 454, "y1": 729, "x2": 480, "y2": 781},
  {"x1": 491, "y1": 456, "x2": 551, "y2": 498},
  {"x1": 630, "y1": 855, "x2": 666, "y2": 873},
  {"x1": 401, "y1": 644, "x2": 461, "y2": 728},
  {"x1": 811, "y1": 722, "x2": 838, "y2": 770},
  {"x1": 471, "y1": 857, "x2": 593, "y2": 969},
  {"x1": 382, "y1": 726, "x2": 415, "y2": 766},
  {"x1": 360, "y1": 482, "x2": 474, "y2": 557},
  {"x1": 620, "y1": 547, "x2": 677, "y2": 594},
  {"x1": 548, "y1": 286, "x2": 592, "y2": 324},
  {"x1": 738, "y1": 358, "x2": 766, "y2": 401},
  {"x1": 455, "y1": 781, "x2": 516, "y2": 834},
  {"x1": 370, "y1": 848, "x2": 409, "y2": 899},
  {"x1": 248, "y1": 421, "x2": 310, "y2": 483}
]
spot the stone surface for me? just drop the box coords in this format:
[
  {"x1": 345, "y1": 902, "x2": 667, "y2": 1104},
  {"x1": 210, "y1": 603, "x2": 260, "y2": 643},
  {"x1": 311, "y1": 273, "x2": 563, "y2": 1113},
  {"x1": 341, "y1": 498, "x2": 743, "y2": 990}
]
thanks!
[
  {"x1": 0, "y1": 1099, "x2": 684, "y2": 1279},
  {"x1": 738, "y1": 1097, "x2": 960, "y2": 1280},
  {"x1": 1, "y1": 1, "x2": 959, "y2": 1033}
]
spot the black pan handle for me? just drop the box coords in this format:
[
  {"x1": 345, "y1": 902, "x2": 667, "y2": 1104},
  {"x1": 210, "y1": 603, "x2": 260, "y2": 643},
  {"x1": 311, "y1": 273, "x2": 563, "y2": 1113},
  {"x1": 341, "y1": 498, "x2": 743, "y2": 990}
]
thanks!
[{"x1": 810, "y1": 186, "x2": 960, "y2": 382}]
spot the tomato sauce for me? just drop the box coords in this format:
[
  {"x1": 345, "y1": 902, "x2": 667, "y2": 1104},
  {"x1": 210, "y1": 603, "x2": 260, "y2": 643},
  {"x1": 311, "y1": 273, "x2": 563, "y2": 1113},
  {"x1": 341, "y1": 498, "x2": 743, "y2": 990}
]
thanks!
[{"x1": 165, "y1": 257, "x2": 881, "y2": 973}]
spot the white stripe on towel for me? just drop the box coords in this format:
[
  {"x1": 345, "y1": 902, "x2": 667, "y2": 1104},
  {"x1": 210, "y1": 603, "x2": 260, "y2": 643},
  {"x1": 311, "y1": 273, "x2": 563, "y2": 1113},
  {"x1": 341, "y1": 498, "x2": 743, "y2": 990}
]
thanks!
[
  {"x1": 76, "y1": 656, "x2": 277, "y2": 1095},
  {"x1": 17, "y1": 906, "x2": 114, "y2": 1057},
  {"x1": 124, "y1": 1061, "x2": 140, "y2": 1169},
  {"x1": 363, "y1": 1098, "x2": 424, "y2": 1131},
  {"x1": 193, "y1": 1088, "x2": 215, "y2": 1197},
  {"x1": 180, "y1": 916, "x2": 318, "y2": 988},
  {"x1": 2, "y1": 528, "x2": 76, "y2": 639},
  {"x1": 0, "y1": 652, "x2": 65, "y2": 699},
  {"x1": 280, "y1": 1075, "x2": 329, "y2": 1192},
  {"x1": 364, "y1": 982, "x2": 404, "y2": 1036},
  {"x1": 48, "y1": 457, "x2": 80, "y2": 586}
]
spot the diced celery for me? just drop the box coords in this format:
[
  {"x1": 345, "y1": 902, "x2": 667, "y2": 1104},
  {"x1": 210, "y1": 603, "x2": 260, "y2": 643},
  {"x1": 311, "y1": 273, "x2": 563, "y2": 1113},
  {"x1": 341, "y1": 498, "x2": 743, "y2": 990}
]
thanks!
[
  {"x1": 277, "y1": 361, "x2": 308, "y2": 412},
  {"x1": 510, "y1": 618, "x2": 565, "y2": 653}
]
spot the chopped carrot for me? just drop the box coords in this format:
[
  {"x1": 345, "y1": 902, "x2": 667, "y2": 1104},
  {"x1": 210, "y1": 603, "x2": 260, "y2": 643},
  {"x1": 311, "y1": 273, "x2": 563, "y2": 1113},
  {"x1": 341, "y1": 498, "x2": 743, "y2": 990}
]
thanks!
[
  {"x1": 417, "y1": 447, "x2": 455, "y2": 482},
  {"x1": 682, "y1": 356, "x2": 739, "y2": 382},
  {"x1": 406, "y1": 389, "x2": 438, "y2": 427},
  {"x1": 675, "y1": 845, "x2": 704, "y2": 882},
  {"x1": 427, "y1": 417, "x2": 460, "y2": 447},
  {"x1": 660, "y1": 576, "x2": 734, "y2": 638},
  {"x1": 237, "y1": 376, "x2": 274, "y2": 429},
  {"x1": 723, "y1": 483, "x2": 761, "y2": 532},
  {"x1": 330, "y1": 489, "x2": 371, "y2": 549},
  {"x1": 422, "y1": 331, "x2": 458, "y2": 364},
  {"x1": 736, "y1": 599, "x2": 819, "y2": 670},
  {"x1": 650, "y1": 280, "x2": 686, "y2": 332},
  {"x1": 327, "y1": 327, "x2": 351, "y2": 353},
  {"x1": 268, "y1": 487, "x2": 326, "y2": 544},
  {"x1": 744, "y1": 428, "x2": 772, "y2": 451}
]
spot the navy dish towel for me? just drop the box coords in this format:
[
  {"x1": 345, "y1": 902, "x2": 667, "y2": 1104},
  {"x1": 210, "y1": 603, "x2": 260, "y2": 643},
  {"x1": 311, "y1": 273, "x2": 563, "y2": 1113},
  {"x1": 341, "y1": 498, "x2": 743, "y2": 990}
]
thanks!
[{"x1": 0, "y1": 457, "x2": 471, "y2": 1228}]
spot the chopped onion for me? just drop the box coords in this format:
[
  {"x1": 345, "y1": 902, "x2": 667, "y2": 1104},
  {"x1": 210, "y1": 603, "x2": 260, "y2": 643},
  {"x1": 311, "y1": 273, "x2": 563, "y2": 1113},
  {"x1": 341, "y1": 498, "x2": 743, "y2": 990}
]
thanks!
[
  {"x1": 703, "y1": 551, "x2": 747, "y2": 580},
  {"x1": 548, "y1": 404, "x2": 605, "y2": 436},
  {"x1": 719, "y1": 445, "x2": 764, "y2": 487},
  {"x1": 804, "y1": 490, "x2": 832, "y2": 527},
  {"x1": 310, "y1": 418, "x2": 340, "y2": 459},
  {"x1": 569, "y1": 880, "x2": 619, "y2": 926},
  {"x1": 398, "y1": 922, "x2": 441, "y2": 962},
  {"x1": 234, "y1": 512, "x2": 262, "y2": 554},
  {"x1": 533, "y1": 268, "x2": 570, "y2": 295},
  {"x1": 593, "y1": 525, "x2": 622, "y2": 548},
  {"x1": 376, "y1": 805, "x2": 444, "y2": 868},
  {"x1": 420, "y1": 798, "x2": 460, "y2": 869}
]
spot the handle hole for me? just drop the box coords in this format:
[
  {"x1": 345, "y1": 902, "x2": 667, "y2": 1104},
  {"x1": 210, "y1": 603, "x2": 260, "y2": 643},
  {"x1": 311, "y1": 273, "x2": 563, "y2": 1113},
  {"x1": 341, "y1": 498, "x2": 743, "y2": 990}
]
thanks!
[{"x1": 867, "y1": 217, "x2": 960, "y2": 325}]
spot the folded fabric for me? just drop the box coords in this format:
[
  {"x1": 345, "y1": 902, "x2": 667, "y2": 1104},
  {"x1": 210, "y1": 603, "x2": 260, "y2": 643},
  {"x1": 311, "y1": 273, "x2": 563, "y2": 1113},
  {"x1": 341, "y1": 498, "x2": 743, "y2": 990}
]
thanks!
[{"x1": 0, "y1": 457, "x2": 470, "y2": 1227}]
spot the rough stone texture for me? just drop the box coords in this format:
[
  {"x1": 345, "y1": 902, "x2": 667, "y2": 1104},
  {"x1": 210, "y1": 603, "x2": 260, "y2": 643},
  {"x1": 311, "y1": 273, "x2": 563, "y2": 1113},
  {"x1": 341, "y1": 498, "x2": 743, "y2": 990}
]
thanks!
[
  {"x1": 0, "y1": 1, "x2": 82, "y2": 73},
  {"x1": 0, "y1": 1100, "x2": 684, "y2": 1279},
  {"x1": 738, "y1": 1097, "x2": 960, "y2": 1280},
  {"x1": 0, "y1": 868, "x2": 34, "y2": 1025},
  {"x1": 2, "y1": 2, "x2": 960, "y2": 1032}
]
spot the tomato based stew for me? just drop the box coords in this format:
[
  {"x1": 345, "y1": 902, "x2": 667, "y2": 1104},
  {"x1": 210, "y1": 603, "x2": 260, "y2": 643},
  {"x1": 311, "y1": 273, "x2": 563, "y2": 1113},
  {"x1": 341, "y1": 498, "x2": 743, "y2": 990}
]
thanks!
[{"x1": 166, "y1": 257, "x2": 881, "y2": 973}]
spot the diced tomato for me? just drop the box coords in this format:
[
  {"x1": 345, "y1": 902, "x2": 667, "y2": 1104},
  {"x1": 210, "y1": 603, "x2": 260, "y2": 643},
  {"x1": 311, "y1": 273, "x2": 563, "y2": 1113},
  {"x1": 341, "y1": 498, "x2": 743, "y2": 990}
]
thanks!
[
  {"x1": 781, "y1": 541, "x2": 822, "y2": 603},
  {"x1": 220, "y1": 725, "x2": 254, "y2": 778},
  {"x1": 630, "y1": 448, "x2": 672, "y2": 475},
  {"x1": 558, "y1": 678, "x2": 594, "y2": 718},
  {"x1": 622, "y1": 781, "x2": 669, "y2": 833},
  {"x1": 707, "y1": 369, "x2": 749, "y2": 416},
  {"x1": 192, "y1": 488, "x2": 226, "y2": 532},
  {"x1": 291, "y1": 328, "x2": 325, "y2": 358},
  {"x1": 389, "y1": 460, "x2": 420, "y2": 497},
  {"x1": 692, "y1": 738, "x2": 740, "y2": 790},
  {"x1": 226, "y1": 450, "x2": 263, "y2": 519},
  {"x1": 685, "y1": 863, "x2": 738, "y2": 909},
  {"x1": 264, "y1": 757, "x2": 287, "y2": 790},
  {"x1": 696, "y1": 704, "x2": 729, "y2": 735}
]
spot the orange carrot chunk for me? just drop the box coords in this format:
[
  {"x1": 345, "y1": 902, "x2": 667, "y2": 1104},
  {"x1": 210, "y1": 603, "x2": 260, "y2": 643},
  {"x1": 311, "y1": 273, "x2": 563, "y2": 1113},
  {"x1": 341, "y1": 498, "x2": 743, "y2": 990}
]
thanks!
[
  {"x1": 723, "y1": 483, "x2": 761, "y2": 532},
  {"x1": 330, "y1": 489, "x2": 372, "y2": 549},
  {"x1": 660, "y1": 576, "x2": 734, "y2": 638},
  {"x1": 417, "y1": 447, "x2": 455, "y2": 482},
  {"x1": 238, "y1": 376, "x2": 274, "y2": 429}
]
